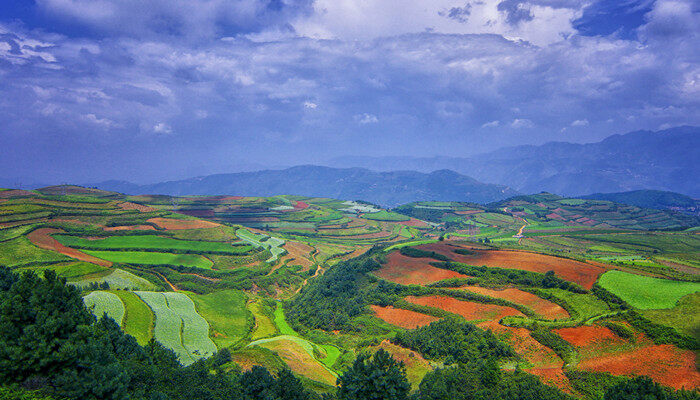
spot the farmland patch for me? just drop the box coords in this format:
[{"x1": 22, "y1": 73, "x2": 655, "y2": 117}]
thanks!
[
  {"x1": 374, "y1": 252, "x2": 468, "y2": 285},
  {"x1": 370, "y1": 305, "x2": 439, "y2": 329},
  {"x1": 83, "y1": 291, "x2": 125, "y2": 325},
  {"x1": 405, "y1": 295, "x2": 523, "y2": 321}
]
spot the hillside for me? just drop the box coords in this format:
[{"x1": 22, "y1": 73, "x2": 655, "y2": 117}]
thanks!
[
  {"x1": 92, "y1": 166, "x2": 518, "y2": 207},
  {"x1": 579, "y1": 190, "x2": 698, "y2": 214},
  {"x1": 329, "y1": 126, "x2": 700, "y2": 197}
]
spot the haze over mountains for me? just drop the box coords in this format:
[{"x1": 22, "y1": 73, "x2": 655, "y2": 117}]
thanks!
[
  {"x1": 328, "y1": 126, "x2": 700, "y2": 198},
  {"x1": 95, "y1": 167, "x2": 517, "y2": 207},
  {"x1": 90, "y1": 126, "x2": 699, "y2": 206}
]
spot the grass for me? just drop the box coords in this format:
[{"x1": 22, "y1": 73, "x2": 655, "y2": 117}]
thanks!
[
  {"x1": 362, "y1": 210, "x2": 410, "y2": 222},
  {"x1": 250, "y1": 300, "x2": 277, "y2": 340},
  {"x1": 640, "y1": 292, "x2": 699, "y2": 337},
  {"x1": 70, "y1": 268, "x2": 156, "y2": 290},
  {"x1": 82, "y1": 250, "x2": 213, "y2": 269},
  {"x1": 0, "y1": 236, "x2": 70, "y2": 266},
  {"x1": 136, "y1": 291, "x2": 216, "y2": 365},
  {"x1": 274, "y1": 303, "x2": 297, "y2": 336},
  {"x1": 189, "y1": 290, "x2": 250, "y2": 348},
  {"x1": 18, "y1": 262, "x2": 108, "y2": 279},
  {"x1": 83, "y1": 291, "x2": 125, "y2": 325},
  {"x1": 598, "y1": 270, "x2": 700, "y2": 309},
  {"x1": 385, "y1": 239, "x2": 438, "y2": 252},
  {"x1": 54, "y1": 234, "x2": 251, "y2": 254},
  {"x1": 541, "y1": 288, "x2": 611, "y2": 319},
  {"x1": 112, "y1": 290, "x2": 153, "y2": 345}
]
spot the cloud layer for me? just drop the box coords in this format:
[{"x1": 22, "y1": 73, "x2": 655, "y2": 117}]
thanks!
[{"x1": 0, "y1": 0, "x2": 698, "y2": 183}]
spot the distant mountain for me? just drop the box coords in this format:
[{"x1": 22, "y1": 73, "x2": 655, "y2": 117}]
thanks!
[
  {"x1": 328, "y1": 126, "x2": 700, "y2": 197},
  {"x1": 92, "y1": 166, "x2": 518, "y2": 207},
  {"x1": 579, "y1": 190, "x2": 698, "y2": 215}
]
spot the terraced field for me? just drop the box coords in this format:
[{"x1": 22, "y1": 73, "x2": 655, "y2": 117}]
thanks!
[
  {"x1": 598, "y1": 270, "x2": 700, "y2": 309},
  {"x1": 83, "y1": 291, "x2": 125, "y2": 324},
  {"x1": 83, "y1": 250, "x2": 214, "y2": 269},
  {"x1": 136, "y1": 291, "x2": 216, "y2": 365}
]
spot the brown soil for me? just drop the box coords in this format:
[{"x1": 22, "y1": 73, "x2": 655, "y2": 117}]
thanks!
[
  {"x1": 418, "y1": 243, "x2": 607, "y2": 289},
  {"x1": 104, "y1": 225, "x2": 156, "y2": 231},
  {"x1": 27, "y1": 228, "x2": 112, "y2": 267},
  {"x1": 578, "y1": 344, "x2": 699, "y2": 390},
  {"x1": 280, "y1": 241, "x2": 315, "y2": 270},
  {"x1": 555, "y1": 325, "x2": 624, "y2": 347},
  {"x1": 370, "y1": 305, "x2": 439, "y2": 329},
  {"x1": 398, "y1": 218, "x2": 429, "y2": 228},
  {"x1": 118, "y1": 202, "x2": 156, "y2": 213},
  {"x1": 147, "y1": 217, "x2": 220, "y2": 230},
  {"x1": 525, "y1": 367, "x2": 574, "y2": 394},
  {"x1": 374, "y1": 252, "x2": 469, "y2": 285},
  {"x1": 461, "y1": 286, "x2": 569, "y2": 319},
  {"x1": 0, "y1": 189, "x2": 36, "y2": 198},
  {"x1": 405, "y1": 295, "x2": 524, "y2": 321}
]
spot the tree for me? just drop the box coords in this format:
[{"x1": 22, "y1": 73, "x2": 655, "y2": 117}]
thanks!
[
  {"x1": 604, "y1": 376, "x2": 669, "y2": 400},
  {"x1": 337, "y1": 349, "x2": 410, "y2": 400}
]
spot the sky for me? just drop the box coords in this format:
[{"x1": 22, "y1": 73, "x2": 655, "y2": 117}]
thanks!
[{"x1": 0, "y1": 0, "x2": 698, "y2": 184}]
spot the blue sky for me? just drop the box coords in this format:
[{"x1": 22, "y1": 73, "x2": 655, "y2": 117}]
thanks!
[{"x1": 0, "y1": 0, "x2": 698, "y2": 183}]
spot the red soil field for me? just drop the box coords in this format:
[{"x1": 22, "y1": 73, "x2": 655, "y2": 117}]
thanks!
[
  {"x1": 374, "y1": 252, "x2": 469, "y2": 285},
  {"x1": 398, "y1": 218, "x2": 429, "y2": 228},
  {"x1": 293, "y1": 201, "x2": 309, "y2": 210},
  {"x1": 578, "y1": 344, "x2": 699, "y2": 390},
  {"x1": 405, "y1": 295, "x2": 523, "y2": 321},
  {"x1": 525, "y1": 367, "x2": 574, "y2": 394},
  {"x1": 478, "y1": 319, "x2": 571, "y2": 392},
  {"x1": 118, "y1": 202, "x2": 156, "y2": 213},
  {"x1": 462, "y1": 286, "x2": 569, "y2": 319},
  {"x1": 104, "y1": 225, "x2": 156, "y2": 231},
  {"x1": 418, "y1": 243, "x2": 607, "y2": 289},
  {"x1": 557, "y1": 325, "x2": 700, "y2": 390},
  {"x1": 555, "y1": 325, "x2": 624, "y2": 348},
  {"x1": 178, "y1": 209, "x2": 215, "y2": 218},
  {"x1": 147, "y1": 217, "x2": 220, "y2": 230},
  {"x1": 27, "y1": 228, "x2": 112, "y2": 267},
  {"x1": 370, "y1": 305, "x2": 440, "y2": 329}
]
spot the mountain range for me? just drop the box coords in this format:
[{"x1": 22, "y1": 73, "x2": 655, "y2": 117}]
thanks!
[
  {"x1": 94, "y1": 166, "x2": 518, "y2": 207},
  {"x1": 327, "y1": 126, "x2": 699, "y2": 197}
]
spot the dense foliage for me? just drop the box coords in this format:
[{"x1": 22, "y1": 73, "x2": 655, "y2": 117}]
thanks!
[
  {"x1": 0, "y1": 267, "x2": 314, "y2": 400},
  {"x1": 336, "y1": 349, "x2": 410, "y2": 400},
  {"x1": 398, "y1": 247, "x2": 450, "y2": 261},
  {"x1": 393, "y1": 318, "x2": 514, "y2": 364},
  {"x1": 434, "y1": 262, "x2": 586, "y2": 293}
]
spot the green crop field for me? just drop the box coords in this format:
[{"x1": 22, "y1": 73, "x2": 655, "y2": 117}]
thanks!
[
  {"x1": 83, "y1": 291, "x2": 125, "y2": 325},
  {"x1": 135, "y1": 291, "x2": 216, "y2": 365},
  {"x1": 236, "y1": 228, "x2": 286, "y2": 262},
  {"x1": 83, "y1": 250, "x2": 214, "y2": 269},
  {"x1": 189, "y1": 290, "x2": 250, "y2": 348},
  {"x1": 362, "y1": 210, "x2": 410, "y2": 222},
  {"x1": 250, "y1": 300, "x2": 277, "y2": 340},
  {"x1": 55, "y1": 234, "x2": 251, "y2": 254},
  {"x1": 70, "y1": 268, "x2": 156, "y2": 290},
  {"x1": 598, "y1": 270, "x2": 700, "y2": 309},
  {"x1": 0, "y1": 236, "x2": 70, "y2": 266},
  {"x1": 164, "y1": 292, "x2": 217, "y2": 360},
  {"x1": 112, "y1": 290, "x2": 153, "y2": 345}
]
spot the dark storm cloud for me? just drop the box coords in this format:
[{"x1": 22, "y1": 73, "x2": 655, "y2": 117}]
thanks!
[{"x1": 0, "y1": 0, "x2": 697, "y2": 183}]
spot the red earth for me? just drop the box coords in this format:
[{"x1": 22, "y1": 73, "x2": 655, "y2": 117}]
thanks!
[
  {"x1": 27, "y1": 228, "x2": 112, "y2": 267},
  {"x1": 557, "y1": 325, "x2": 700, "y2": 390},
  {"x1": 147, "y1": 217, "x2": 220, "y2": 230},
  {"x1": 104, "y1": 225, "x2": 156, "y2": 231},
  {"x1": 398, "y1": 218, "x2": 429, "y2": 228},
  {"x1": 417, "y1": 243, "x2": 607, "y2": 289},
  {"x1": 374, "y1": 252, "x2": 469, "y2": 285},
  {"x1": 370, "y1": 305, "x2": 439, "y2": 329},
  {"x1": 461, "y1": 286, "x2": 569, "y2": 319},
  {"x1": 405, "y1": 295, "x2": 523, "y2": 321}
]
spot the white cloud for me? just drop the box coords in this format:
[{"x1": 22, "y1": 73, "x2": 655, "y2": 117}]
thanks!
[
  {"x1": 303, "y1": 101, "x2": 318, "y2": 109},
  {"x1": 511, "y1": 118, "x2": 534, "y2": 128},
  {"x1": 355, "y1": 113, "x2": 379, "y2": 124},
  {"x1": 571, "y1": 119, "x2": 589, "y2": 126},
  {"x1": 481, "y1": 120, "x2": 500, "y2": 128},
  {"x1": 153, "y1": 122, "x2": 173, "y2": 134}
]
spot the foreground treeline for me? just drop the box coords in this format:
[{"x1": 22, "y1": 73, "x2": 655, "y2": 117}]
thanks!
[{"x1": 0, "y1": 267, "x2": 697, "y2": 400}]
